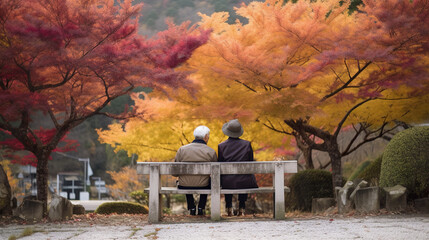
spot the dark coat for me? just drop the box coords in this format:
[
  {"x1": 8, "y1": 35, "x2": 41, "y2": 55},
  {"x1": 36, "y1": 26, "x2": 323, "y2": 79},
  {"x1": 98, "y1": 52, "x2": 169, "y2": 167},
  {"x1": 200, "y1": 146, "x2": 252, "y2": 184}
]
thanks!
[{"x1": 218, "y1": 138, "x2": 258, "y2": 189}]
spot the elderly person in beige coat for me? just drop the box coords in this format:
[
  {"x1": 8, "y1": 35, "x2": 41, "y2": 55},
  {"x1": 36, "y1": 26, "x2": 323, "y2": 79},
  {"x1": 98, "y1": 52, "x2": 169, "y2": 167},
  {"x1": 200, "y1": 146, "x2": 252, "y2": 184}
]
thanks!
[{"x1": 174, "y1": 125, "x2": 217, "y2": 216}]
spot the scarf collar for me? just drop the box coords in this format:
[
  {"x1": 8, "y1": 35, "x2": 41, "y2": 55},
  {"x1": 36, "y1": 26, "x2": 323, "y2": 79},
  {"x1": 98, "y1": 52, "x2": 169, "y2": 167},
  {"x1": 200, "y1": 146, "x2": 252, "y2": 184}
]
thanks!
[
  {"x1": 228, "y1": 137, "x2": 240, "y2": 140},
  {"x1": 192, "y1": 139, "x2": 207, "y2": 145}
]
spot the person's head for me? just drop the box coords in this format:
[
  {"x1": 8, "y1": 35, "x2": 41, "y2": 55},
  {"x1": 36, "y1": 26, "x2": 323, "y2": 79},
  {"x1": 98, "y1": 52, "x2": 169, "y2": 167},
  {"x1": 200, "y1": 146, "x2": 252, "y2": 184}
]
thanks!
[
  {"x1": 222, "y1": 119, "x2": 243, "y2": 138},
  {"x1": 193, "y1": 125, "x2": 210, "y2": 143}
]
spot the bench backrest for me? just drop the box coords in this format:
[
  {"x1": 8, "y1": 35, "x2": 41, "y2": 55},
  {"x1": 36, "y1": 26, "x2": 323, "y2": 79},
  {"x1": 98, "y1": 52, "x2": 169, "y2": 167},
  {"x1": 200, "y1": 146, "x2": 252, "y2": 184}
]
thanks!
[{"x1": 137, "y1": 161, "x2": 298, "y2": 175}]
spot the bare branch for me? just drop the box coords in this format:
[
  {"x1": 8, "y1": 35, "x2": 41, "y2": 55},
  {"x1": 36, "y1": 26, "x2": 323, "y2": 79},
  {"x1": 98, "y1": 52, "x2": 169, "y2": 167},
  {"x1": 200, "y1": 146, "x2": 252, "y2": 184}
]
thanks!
[
  {"x1": 322, "y1": 61, "x2": 372, "y2": 101},
  {"x1": 33, "y1": 69, "x2": 77, "y2": 91},
  {"x1": 234, "y1": 79, "x2": 257, "y2": 92},
  {"x1": 333, "y1": 98, "x2": 373, "y2": 138},
  {"x1": 320, "y1": 161, "x2": 331, "y2": 170},
  {"x1": 262, "y1": 119, "x2": 291, "y2": 135},
  {"x1": 27, "y1": 128, "x2": 43, "y2": 147},
  {"x1": 181, "y1": 122, "x2": 191, "y2": 144},
  {"x1": 344, "y1": 59, "x2": 352, "y2": 79},
  {"x1": 47, "y1": 109, "x2": 60, "y2": 130},
  {"x1": 284, "y1": 119, "x2": 329, "y2": 151},
  {"x1": 341, "y1": 123, "x2": 365, "y2": 155},
  {"x1": 342, "y1": 122, "x2": 401, "y2": 156},
  {"x1": 0, "y1": 115, "x2": 13, "y2": 130}
]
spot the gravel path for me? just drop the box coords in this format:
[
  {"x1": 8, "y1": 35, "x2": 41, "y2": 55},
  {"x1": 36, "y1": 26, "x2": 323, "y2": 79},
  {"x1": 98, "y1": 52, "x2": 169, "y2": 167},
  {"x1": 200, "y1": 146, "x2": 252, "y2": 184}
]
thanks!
[{"x1": 1, "y1": 214, "x2": 428, "y2": 240}]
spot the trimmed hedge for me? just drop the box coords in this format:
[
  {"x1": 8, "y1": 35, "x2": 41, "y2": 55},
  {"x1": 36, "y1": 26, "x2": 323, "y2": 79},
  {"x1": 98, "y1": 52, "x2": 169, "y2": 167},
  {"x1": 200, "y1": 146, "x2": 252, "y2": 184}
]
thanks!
[
  {"x1": 95, "y1": 202, "x2": 148, "y2": 214},
  {"x1": 380, "y1": 126, "x2": 429, "y2": 199},
  {"x1": 357, "y1": 156, "x2": 382, "y2": 185},
  {"x1": 289, "y1": 169, "x2": 335, "y2": 211}
]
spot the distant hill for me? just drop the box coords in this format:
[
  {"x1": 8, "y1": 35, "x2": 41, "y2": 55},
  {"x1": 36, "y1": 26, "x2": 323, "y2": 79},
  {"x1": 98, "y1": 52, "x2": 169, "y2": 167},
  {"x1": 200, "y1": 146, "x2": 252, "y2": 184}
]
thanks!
[{"x1": 136, "y1": 0, "x2": 254, "y2": 36}]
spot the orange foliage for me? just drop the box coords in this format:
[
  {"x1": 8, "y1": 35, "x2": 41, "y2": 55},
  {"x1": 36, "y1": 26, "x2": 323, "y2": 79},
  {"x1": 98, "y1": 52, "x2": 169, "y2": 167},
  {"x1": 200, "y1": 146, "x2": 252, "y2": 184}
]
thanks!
[
  {"x1": 107, "y1": 166, "x2": 144, "y2": 201},
  {"x1": 182, "y1": 0, "x2": 429, "y2": 188}
]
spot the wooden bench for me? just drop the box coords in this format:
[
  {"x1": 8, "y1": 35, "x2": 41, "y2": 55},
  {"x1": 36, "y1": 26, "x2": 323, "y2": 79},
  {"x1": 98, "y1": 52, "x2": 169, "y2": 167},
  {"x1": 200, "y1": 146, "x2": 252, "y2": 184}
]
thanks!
[{"x1": 137, "y1": 161, "x2": 298, "y2": 223}]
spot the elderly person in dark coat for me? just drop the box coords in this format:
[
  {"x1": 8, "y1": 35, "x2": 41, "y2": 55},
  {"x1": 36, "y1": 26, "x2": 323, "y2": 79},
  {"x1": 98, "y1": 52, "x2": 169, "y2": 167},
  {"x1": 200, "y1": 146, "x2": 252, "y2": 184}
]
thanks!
[
  {"x1": 175, "y1": 125, "x2": 217, "y2": 216},
  {"x1": 218, "y1": 119, "x2": 258, "y2": 216}
]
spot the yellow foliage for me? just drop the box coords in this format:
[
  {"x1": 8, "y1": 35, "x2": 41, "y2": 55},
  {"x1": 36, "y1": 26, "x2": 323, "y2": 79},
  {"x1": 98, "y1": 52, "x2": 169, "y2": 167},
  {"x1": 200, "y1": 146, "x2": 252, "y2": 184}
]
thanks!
[
  {"x1": 107, "y1": 166, "x2": 144, "y2": 200},
  {"x1": 97, "y1": 92, "x2": 296, "y2": 162},
  {"x1": 1, "y1": 160, "x2": 19, "y2": 195}
]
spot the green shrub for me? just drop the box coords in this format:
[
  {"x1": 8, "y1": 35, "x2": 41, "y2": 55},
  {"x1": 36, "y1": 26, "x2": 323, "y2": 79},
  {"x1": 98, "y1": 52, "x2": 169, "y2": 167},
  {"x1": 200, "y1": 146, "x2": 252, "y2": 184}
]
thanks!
[
  {"x1": 380, "y1": 126, "x2": 429, "y2": 199},
  {"x1": 357, "y1": 156, "x2": 382, "y2": 186},
  {"x1": 129, "y1": 191, "x2": 148, "y2": 205},
  {"x1": 289, "y1": 169, "x2": 335, "y2": 211},
  {"x1": 95, "y1": 202, "x2": 148, "y2": 215},
  {"x1": 348, "y1": 160, "x2": 371, "y2": 181}
]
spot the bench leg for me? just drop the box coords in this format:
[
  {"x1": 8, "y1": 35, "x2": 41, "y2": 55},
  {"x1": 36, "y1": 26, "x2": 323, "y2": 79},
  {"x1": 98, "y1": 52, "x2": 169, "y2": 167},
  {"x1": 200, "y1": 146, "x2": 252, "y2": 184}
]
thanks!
[
  {"x1": 149, "y1": 164, "x2": 161, "y2": 223},
  {"x1": 211, "y1": 163, "x2": 221, "y2": 221},
  {"x1": 274, "y1": 162, "x2": 285, "y2": 220}
]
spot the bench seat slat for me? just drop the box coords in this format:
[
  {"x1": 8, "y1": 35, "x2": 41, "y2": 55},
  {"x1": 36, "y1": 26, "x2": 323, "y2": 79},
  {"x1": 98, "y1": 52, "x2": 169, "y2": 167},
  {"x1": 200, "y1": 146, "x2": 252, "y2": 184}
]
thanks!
[{"x1": 144, "y1": 186, "x2": 290, "y2": 194}]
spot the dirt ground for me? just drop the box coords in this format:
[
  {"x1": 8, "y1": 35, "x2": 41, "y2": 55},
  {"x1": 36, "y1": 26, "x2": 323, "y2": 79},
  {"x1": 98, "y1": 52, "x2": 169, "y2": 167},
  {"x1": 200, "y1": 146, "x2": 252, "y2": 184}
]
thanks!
[{"x1": 0, "y1": 207, "x2": 419, "y2": 227}]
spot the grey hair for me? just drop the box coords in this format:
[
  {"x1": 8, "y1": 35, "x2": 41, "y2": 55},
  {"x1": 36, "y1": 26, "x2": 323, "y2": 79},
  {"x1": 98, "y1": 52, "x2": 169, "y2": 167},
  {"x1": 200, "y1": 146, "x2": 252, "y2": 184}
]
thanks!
[{"x1": 193, "y1": 125, "x2": 210, "y2": 139}]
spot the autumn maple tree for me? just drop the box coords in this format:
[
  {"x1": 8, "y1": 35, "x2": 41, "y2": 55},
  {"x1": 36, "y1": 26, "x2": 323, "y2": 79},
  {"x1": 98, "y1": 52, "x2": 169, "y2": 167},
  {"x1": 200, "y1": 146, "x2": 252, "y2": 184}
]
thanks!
[
  {"x1": 0, "y1": 0, "x2": 209, "y2": 215},
  {"x1": 178, "y1": 0, "x2": 429, "y2": 189},
  {"x1": 99, "y1": 0, "x2": 429, "y2": 193}
]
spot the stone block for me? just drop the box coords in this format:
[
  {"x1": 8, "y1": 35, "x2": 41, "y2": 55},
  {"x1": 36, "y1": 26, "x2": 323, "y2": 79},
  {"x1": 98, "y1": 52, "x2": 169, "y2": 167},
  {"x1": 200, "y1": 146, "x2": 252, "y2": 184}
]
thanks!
[
  {"x1": 350, "y1": 180, "x2": 368, "y2": 201},
  {"x1": 49, "y1": 196, "x2": 73, "y2": 221},
  {"x1": 73, "y1": 204, "x2": 86, "y2": 215},
  {"x1": 16, "y1": 199, "x2": 44, "y2": 221},
  {"x1": 355, "y1": 186, "x2": 380, "y2": 213},
  {"x1": 337, "y1": 181, "x2": 355, "y2": 214},
  {"x1": 414, "y1": 198, "x2": 429, "y2": 213},
  {"x1": 312, "y1": 198, "x2": 336, "y2": 214},
  {"x1": 384, "y1": 185, "x2": 407, "y2": 212}
]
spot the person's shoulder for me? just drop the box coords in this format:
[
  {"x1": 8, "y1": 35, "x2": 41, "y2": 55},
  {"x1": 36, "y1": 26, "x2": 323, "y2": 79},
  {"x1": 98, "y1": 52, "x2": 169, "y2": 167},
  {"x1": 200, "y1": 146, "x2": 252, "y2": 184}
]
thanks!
[
  {"x1": 238, "y1": 138, "x2": 251, "y2": 147},
  {"x1": 218, "y1": 139, "x2": 230, "y2": 147},
  {"x1": 179, "y1": 143, "x2": 193, "y2": 150},
  {"x1": 201, "y1": 144, "x2": 216, "y2": 152},
  {"x1": 233, "y1": 138, "x2": 250, "y2": 144}
]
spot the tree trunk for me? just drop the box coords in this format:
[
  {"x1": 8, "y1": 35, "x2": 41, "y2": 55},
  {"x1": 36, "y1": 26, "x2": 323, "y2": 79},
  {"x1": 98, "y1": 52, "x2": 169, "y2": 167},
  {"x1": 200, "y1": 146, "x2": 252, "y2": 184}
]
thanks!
[
  {"x1": 294, "y1": 134, "x2": 314, "y2": 169},
  {"x1": 301, "y1": 144, "x2": 314, "y2": 169},
  {"x1": 327, "y1": 142, "x2": 343, "y2": 191},
  {"x1": 284, "y1": 119, "x2": 344, "y2": 195},
  {"x1": 36, "y1": 149, "x2": 52, "y2": 217}
]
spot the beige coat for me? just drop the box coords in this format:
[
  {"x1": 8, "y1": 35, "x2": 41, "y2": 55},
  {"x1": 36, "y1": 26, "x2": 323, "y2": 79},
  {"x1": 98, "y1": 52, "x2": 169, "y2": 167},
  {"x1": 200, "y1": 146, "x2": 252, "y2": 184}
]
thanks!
[{"x1": 174, "y1": 142, "x2": 217, "y2": 187}]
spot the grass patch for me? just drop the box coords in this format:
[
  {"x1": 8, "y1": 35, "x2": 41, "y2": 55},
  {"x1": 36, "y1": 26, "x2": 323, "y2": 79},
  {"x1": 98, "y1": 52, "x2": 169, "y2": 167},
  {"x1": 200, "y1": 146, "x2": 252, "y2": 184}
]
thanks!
[
  {"x1": 129, "y1": 227, "x2": 142, "y2": 238},
  {"x1": 144, "y1": 228, "x2": 161, "y2": 239},
  {"x1": 8, "y1": 227, "x2": 36, "y2": 240},
  {"x1": 9, "y1": 227, "x2": 47, "y2": 239},
  {"x1": 20, "y1": 227, "x2": 34, "y2": 237},
  {"x1": 144, "y1": 232, "x2": 157, "y2": 237}
]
